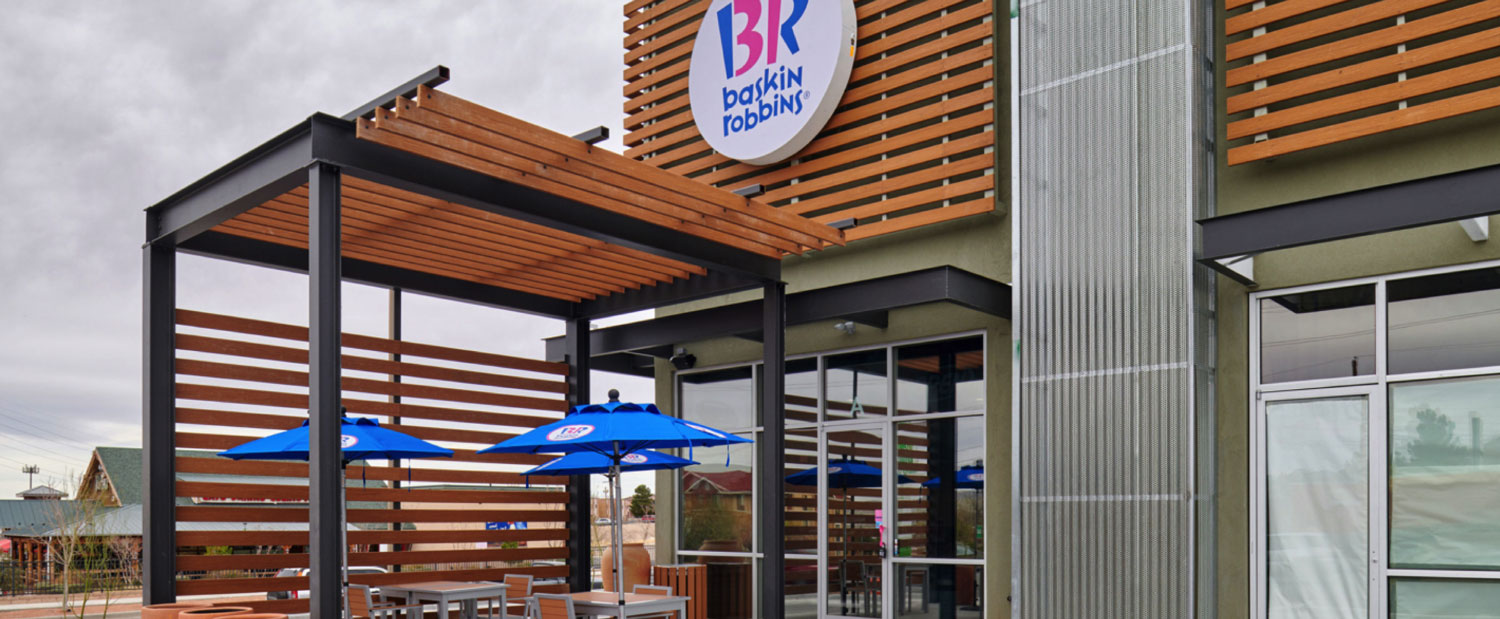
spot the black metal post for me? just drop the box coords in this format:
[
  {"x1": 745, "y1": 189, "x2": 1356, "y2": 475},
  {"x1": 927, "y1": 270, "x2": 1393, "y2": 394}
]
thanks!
[
  {"x1": 387, "y1": 287, "x2": 403, "y2": 569},
  {"x1": 759, "y1": 281, "x2": 786, "y2": 618},
  {"x1": 565, "y1": 317, "x2": 592, "y2": 591},
  {"x1": 141, "y1": 241, "x2": 176, "y2": 604},
  {"x1": 308, "y1": 162, "x2": 343, "y2": 619}
]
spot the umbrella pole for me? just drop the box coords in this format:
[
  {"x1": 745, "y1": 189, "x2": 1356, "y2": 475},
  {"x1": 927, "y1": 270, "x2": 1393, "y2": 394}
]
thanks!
[{"x1": 611, "y1": 454, "x2": 626, "y2": 609}]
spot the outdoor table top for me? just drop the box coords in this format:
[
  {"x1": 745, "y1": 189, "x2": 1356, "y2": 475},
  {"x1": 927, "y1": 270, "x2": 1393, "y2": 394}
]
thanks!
[{"x1": 384, "y1": 580, "x2": 508, "y2": 593}]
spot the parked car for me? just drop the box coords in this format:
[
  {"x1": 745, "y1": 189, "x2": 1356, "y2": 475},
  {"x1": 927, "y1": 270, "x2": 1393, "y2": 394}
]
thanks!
[
  {"x1": 641, "y1": 514, "x2": 656, "y2": 523},
  {"x1": 594, "y1": 517, "x2": 613, "y2": 525},
  {"x1": 267, "y1": 566, "x2": 389, "y2": 600}
]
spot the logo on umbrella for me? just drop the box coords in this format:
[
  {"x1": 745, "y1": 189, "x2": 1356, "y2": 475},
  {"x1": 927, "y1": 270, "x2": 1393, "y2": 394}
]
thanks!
[
  {"x1": 340, "y1": 435, "x2": 358, "y2": 448},
  {"x1": 622, "y1": 453, "x2": 648, "y2": 464},
  {"x1": 972, "y1": 473, "x2": 985, "y2": 481},
  {"x1": 828, "y1": 466, "x2": 843, "y2": 473},
  {"x1": 546, "y1": 424, "x2": 596, "y2": 442}
]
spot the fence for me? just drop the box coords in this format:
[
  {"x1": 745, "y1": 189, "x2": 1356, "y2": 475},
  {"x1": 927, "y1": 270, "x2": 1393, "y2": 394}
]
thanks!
[{"x1": 0, "y1": 559, "x2": 141, "y2": 598}]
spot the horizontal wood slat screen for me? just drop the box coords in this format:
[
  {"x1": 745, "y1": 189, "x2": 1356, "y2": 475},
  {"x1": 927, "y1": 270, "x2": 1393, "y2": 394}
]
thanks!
[
  {"x1": 171, "y1": 309, "x2": 574, "y2": 613},
  {"x1": 623, "y1": 0, "x2": 1000, "y2": 241},
  {"x1": 1225, "y1": 0, "x2": 1500, "y2": 164}
]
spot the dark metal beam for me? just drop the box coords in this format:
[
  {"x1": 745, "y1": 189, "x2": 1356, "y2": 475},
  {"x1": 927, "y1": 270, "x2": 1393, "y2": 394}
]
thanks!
[
  {"x1": 758, "y1": 281, "x2": 786, "y2": 618},
  {"x1": 576, "y1": 271, "x2": 760, "y2": 319},
  {"x1": 307, "y1": 115, "x2": 782, "y2": 282},
  {"x1": 178, "y1": 231, "x2": 576, "y2": 319},
  {"x1": 141, "y1": 242, "x2": 175, "y2": 604},
  {"x1": 571, "y1": 126, "x2": 609, "y2": 145},
  {"x1": 342, "y1": 65, "x2": 450, "y2": 121},
  {"x1": 545, "y1": 267, "x2": 1011, "y2": 362},
  {"x1": 145, "y1": 121, "x2": 314, "y2": 246},
  {"x1": 307, "y1": 163, "x2": 343, "y2": 619},
  {"x1": 1199, "y1": 162, "x2": 1500, "y2": 261},
  {"x1": 564, "y1": 319, "x2": 593, "y2": 592}
]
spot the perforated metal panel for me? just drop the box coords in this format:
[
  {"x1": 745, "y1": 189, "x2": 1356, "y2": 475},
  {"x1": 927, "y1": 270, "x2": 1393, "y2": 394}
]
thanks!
[{"x1": 1015, "y1": 0, "x2": 1214, "y2": 615}]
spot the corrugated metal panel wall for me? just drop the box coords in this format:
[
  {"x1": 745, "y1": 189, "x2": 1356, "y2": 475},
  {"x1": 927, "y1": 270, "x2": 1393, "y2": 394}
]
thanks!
[{"x1": 1015, "y1": 0, "x2": 1213, "y2": 615}]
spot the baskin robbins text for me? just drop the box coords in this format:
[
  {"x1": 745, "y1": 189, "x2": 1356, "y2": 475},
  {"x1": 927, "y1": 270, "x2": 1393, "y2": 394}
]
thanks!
[{"x1": 716, "y1": 0, "x2": 810, "y2": 136}]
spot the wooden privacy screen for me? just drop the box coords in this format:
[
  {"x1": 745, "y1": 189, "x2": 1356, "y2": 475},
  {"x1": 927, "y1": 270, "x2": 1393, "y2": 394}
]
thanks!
[
  {"x1": 1225, "y1": 0, "x2": 1500, "y2": 165},
  {"x1": 172, "y1": 309, "x2": 573, "y2": 614},
  {"x1": 622, "y1": 0, "x2": 1000, "y2": 241}
]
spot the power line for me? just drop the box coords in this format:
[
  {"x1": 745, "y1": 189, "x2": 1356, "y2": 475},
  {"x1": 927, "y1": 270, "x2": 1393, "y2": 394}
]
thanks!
[{"x1": 0, "y1": 404, "x2": 108, "y2": 448}]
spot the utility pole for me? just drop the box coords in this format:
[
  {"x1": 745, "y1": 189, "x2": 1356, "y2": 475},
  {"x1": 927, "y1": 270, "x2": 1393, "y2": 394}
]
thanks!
[{"x1": 21, "y1": 465, "x2": 38, "y2": 488}]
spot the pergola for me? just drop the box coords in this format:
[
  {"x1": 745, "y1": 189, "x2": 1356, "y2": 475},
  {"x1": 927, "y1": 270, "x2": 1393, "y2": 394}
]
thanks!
[{"x1": 142, "y1": 67, "x2": 841, "y2": 618}]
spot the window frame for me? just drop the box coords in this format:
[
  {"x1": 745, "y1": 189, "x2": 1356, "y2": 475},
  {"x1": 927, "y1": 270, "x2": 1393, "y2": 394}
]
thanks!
[{"x1": 1249, "y1": 259, "x2": 1500, "y2": 619}]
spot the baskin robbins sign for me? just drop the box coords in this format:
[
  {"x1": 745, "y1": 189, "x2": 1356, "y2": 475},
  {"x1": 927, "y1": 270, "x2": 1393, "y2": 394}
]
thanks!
[{"x1": 688, "y1": 0, "x2": 858, "y2": 165}]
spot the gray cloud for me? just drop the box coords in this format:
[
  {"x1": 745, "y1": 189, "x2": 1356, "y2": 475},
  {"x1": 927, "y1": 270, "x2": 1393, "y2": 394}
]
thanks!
[{"x1": 0, "y1": 1, "x2": 652, "y2": 497}]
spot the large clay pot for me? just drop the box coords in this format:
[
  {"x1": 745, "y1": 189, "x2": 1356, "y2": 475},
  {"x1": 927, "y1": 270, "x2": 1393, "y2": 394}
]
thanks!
[
  {"x1": 229, "y1": 615, "x2": 288, "y2": 619},
  {"x1": 602, "y1": 541, "x2": 652, "y2": 592},
  {"x1": 178, "y1": 607, "x2": 254, "y2": 618},
  {"x1": 141, "y1": 602, "x2": 212, "y2": 619}
]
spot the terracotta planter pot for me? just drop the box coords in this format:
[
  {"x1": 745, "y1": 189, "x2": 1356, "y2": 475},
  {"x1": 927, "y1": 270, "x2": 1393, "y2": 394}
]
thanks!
[
  {"x1": 229, "y1": 614, "x2": 288, "y2": 619},
  {"x1": 140, "y1": 602, "x2": 212, "y2": 619},
  {"x1": 178, "y1": 607, "x2": 254, "y2": 618},
  {"x1": 602, "y1": 541, "x2": 652, "y2": 592}
]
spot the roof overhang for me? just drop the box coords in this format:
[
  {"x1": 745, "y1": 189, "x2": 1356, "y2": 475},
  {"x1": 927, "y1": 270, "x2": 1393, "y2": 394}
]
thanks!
[
  {"x1": 547, "y1": 267, "x2": 1011, "y2": 376},
  {"x1": 1198, "y1": 161, "x2": 1500, "y2": 277}
]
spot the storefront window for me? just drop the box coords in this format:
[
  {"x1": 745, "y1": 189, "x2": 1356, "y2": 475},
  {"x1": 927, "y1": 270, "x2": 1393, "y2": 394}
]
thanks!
[
  {"x1": 827, "y1": 349, "x2": 889, "y2": 420},
  {"x1": 786, "y1": 358, "x2": 819, "y2": 426},
  {"x1": 784, "y1": 426, "x2": 819, "y2": 556},
  {"x1": 892, "y1": 563, "x2": 986, "y2": 618},
  {"x1": 1260, "y1": 284, "x2": 1375, "y2": 384},
  {"x1": 679, "y1": 436, "x2": 755, "y2": 555},
  {"x1": 1389, "y1": 268, "x2": 1500, "y2": 375},
  {"x1": 1390, "y1": 376, "x2": 1500, "y2": 570},
  {"x1": 681, "y1": 366, "x2": 755, "y2": 430},
  {"x1": 896, "y1": 336, "x2": 985, "y2": 415},
  {"x1": 894, "y1": 416, "x2": 985, "y2": 560},
  {"x1": 1391, "y1": 578, "x2": 1500, "y2": 618}
]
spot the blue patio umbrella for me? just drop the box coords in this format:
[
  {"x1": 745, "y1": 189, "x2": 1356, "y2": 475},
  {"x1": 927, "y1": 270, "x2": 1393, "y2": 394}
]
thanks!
[
  {"x1": 480, "y1": 390, "x2": 749, "y2": 607},
  {"x1": 219, "y1": 415, "x2": 453, "y2": 619},
  {"x1": 920, "y1": 464, "x2": 985, "y2": 489},
  {"x1": 785, "y1": 457, "x2": 915, "y2": 489},
  {"x1": 521, "y1": 449, "x2": 698, "y2": 478}
]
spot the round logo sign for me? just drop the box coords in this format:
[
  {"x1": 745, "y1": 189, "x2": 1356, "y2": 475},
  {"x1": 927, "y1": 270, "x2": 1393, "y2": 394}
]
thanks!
[
  {"x1": 688, "y1": 0, "x2": 858, "y2": 165},
  {"x1": 971, "y1": 473, "x2": 985, "y2": 481},
  {"x1": 546, "y1": 424, "x2": 595, "y2": 442},
  {"x1": 340, "y1": 434, "x2": 359, "y2": 449},
  {"x1": 828, "y1": 466, "x2": 843, "y2": 474},
  {"x1": 622, "y1": 453, "x2": 649, "y2": 465}
]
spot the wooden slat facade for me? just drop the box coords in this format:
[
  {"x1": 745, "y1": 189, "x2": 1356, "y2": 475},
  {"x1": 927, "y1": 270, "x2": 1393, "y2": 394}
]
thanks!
[
  {"x1": 623, "y1": 0, "x2": 1000, "y2": 241},
  {"x1": 1224, "y1": 0, "x2": 1500, "y2": 165},
  {"x1": 171, "y1": 309, "x2": 574, "y2": 613}
]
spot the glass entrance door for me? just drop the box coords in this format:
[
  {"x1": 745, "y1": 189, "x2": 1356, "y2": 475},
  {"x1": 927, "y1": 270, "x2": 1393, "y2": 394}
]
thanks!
[
  {"x1": 1256, "y1": 387, "x2": 1383, "y2": 619},
  {"x1": 822, "y1": 422, "x2": 890, "y2": 619}
]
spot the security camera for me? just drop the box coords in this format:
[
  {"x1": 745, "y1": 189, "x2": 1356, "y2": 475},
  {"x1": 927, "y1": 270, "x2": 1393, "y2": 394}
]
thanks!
[
  {"x1": 669, "y1": 348, "x2": 697, "y2": 370},
  {"x1": 834, "y1": 320, "x2": 856, "y2": 335}
]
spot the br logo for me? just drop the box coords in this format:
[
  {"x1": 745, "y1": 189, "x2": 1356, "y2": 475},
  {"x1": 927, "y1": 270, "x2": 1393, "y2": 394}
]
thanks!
[
  {"x1": 340, "y1": 434, "x2": 359, "y2": 448},
  {"x1": 546, "y1": 424, "x2": 595, "y2": 442},
  {"x1": 622, "y1": 453, "x2": 649, "y2": 464},
  {"x1": 715, "y1": 0, "x2": 809, "y2": 79}
]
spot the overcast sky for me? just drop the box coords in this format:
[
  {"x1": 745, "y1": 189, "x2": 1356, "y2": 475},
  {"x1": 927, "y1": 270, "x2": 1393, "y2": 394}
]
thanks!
[{"x1": 0, "y1": 1, "x2": 659, "y2": 498}]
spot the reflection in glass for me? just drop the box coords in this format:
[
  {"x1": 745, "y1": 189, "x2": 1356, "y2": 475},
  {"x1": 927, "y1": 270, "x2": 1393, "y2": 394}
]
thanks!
[
  {"x1": 1389, "y1": 268, "x2": 1500, "y2": 374},
  {"x1": 1392, "y1": 578, "x2": 1500, "y2": 618},
  {"x1": 784, "y1": 427, "x2": 819, "y2": 556},
  {"x1": 1260, "y1": 284, "x2": 1375, "y2": 383},
  {"x1": 822, "y1": 426, "x2": 885, "y2": 618},
  {"x1": 687, "y1": 552, "x2": 753, "y2": 619},
  {"x1": 896, "y1": 336, "x2": 985, "y2": 415},
  {"x1": 827, "y1": 349, "x2": 889, "y2": 420},
  {"x1": 1390, "y1": 376, "x2": 1500, "y2": 570},
  {"x1": 896, "y1": 416, "x2": 985, "y2": 560},
  {"x1": 892, "y1": 563, "x2": 986, "y2": 618},
  {"x1": 679, "y1": 436, "x2": 755, "y2": 555},
  {"x1": 681, "y1": 367, "x2": 755, "y2": 431},
  {"x1": 786, "y1": 358, "x2": 819, "y2": 426},
  {"x1": 786, "y1": 557, "x2": 819, "y2": 619},
  {"x1": 1265, "y1": 396, "x2": 1368, "y2": 619}
]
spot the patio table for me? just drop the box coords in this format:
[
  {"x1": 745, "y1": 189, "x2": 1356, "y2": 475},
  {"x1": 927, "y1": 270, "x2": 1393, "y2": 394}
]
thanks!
[
  {"x1": 568, "y1": 591, "x2": 689, "y2": 618},
  {"x1": 380, "y1": 580, "x2": 507, "y2": 619}
]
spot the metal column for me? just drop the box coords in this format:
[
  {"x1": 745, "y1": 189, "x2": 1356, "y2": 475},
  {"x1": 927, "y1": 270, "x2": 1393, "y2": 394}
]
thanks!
[
  {"x1": 565, "y1": 317, "x2": 592, "y2": 591},
  {"x1": 141, "y1": 241, "x2": 176, "y2": 604},
  {"x1": 308, "y1": 162, "x2": 343, "y2": 619},
  {"x1": 758, "y1": 281, "x2": 786, "y2": 619},
  {"x1": 387, "y1": 288, "x2": 403, "y2": 567}
]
